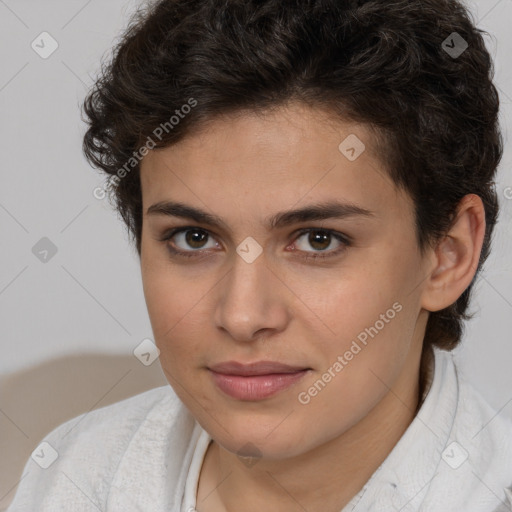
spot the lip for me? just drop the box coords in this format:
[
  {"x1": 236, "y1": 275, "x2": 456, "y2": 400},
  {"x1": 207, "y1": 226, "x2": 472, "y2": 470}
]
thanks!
[
  {"x1": 209, "y1": 360, "x2": 309, "y2": 376},
  {"x1": 208, "y1": 360, "x2": 311, "y2": 401}
]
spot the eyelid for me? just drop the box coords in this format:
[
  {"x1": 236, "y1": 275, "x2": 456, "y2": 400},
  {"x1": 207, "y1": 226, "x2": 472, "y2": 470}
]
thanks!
[
  {"x1": 157, "y1": 225, "x2": 221, "y2": 246},
  {"x1": 290, "y1": 228, "x2": 351, "y2": 261},
  {"x1": 158, "y1": 225, "x2": 221, "y2": 258},
  {"x1": 292, "y1": 227, "x2": 352, "y2": 246},
  {"x1": 159, "y1": 225, "x2": 351, "y2": 260}
]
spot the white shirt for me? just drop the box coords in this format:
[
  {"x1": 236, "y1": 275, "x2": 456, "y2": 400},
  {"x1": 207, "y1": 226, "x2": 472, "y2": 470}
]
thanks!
[{"x1": 6, "y1": 347, "x2": 512, "y2": 512}]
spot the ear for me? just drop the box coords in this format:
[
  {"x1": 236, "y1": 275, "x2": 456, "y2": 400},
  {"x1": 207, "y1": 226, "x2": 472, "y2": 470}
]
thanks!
[{"x1": 420, "y1": 194, "x2": 486, "y2": 312}]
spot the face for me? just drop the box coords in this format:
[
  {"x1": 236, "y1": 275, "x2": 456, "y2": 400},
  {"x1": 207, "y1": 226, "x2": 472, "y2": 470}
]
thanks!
[{"x1": 139, "y1": 102, "x2": 430, "y2": 460}]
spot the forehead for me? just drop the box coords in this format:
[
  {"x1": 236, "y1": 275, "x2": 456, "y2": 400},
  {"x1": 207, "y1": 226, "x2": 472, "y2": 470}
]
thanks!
[
  {"x1": 139, "y1": 103, "x2": 407, "y2": 226},
  {"x1": 143, "y1": 102, "x2": 384, "y2": 170}
]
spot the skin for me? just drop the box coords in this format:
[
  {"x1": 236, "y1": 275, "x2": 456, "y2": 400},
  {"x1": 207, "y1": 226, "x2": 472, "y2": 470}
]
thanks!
[{"x1": 139, "y1": 101, "x2": 486, "y2": 512}]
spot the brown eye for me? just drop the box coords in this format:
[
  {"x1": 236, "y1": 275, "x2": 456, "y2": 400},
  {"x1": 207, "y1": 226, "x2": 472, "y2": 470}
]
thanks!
[
  {"x1": 290, "y1": 228, "x2": 351, "y2": 261},
  {"x1": 183, "y1": 229, "x2": 209, "y2": 249},
  {"x1": 307, "y1": 230, "x2": 331, "y2": 250},
  {"x1": 294, "y1": 229, "x2": 342, "y2": 253},
  {"x1": 159, "y1": 226, "x2": 350, "y2": 262},
  {"x1": 160, "y1": 227, "x2": 219, "y2": 257}
]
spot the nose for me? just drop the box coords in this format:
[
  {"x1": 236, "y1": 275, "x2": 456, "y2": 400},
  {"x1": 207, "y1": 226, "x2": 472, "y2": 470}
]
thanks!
[{"x1": 213, "y1": 249, "x2": 290, "y2": 343}]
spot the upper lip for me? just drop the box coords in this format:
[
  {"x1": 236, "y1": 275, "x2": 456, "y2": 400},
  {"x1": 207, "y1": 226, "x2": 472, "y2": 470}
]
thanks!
[{"x1": 209, "y1": 361, "x2": 309, "y2": 376}]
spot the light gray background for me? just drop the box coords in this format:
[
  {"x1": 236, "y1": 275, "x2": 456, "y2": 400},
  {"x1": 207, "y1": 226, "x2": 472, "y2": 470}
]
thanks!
[{"x1": 0, "y1": 0, "x2": 511, "y2": 509}]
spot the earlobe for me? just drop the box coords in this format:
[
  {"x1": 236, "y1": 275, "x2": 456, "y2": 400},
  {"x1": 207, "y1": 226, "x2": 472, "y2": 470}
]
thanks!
[{"x1": 420, "y1": 194, "x2": 486, "y2": 312}]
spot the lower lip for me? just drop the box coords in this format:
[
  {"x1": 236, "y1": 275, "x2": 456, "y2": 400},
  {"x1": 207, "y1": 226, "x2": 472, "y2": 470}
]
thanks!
[{"x1": 209, "y1": 370, "x2": 309, "y2": 400}]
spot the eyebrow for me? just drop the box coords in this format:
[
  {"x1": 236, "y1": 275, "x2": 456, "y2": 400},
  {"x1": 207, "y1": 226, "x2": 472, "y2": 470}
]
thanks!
[{"x1": 146, "y1": 200, "x2": 375, "y2": 230}]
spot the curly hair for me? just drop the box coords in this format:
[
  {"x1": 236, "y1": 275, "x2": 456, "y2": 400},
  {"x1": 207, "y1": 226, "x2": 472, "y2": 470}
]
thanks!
[{"x1": 82, "y1": 0, "x2": 502, "y2": 352}]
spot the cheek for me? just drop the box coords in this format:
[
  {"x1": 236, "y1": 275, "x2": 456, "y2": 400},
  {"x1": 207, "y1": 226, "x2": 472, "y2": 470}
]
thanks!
[
  {"x1": 141, "y1": 271, "x2": 177, "y2": 336},
  {"x1": 295, "y1": 265, "x2": 413, "y2": 383},
  {"x1": 141, "y1": 255, "x2": 202, "y2": 333},
  {"x1": 287, "y1": 263, "x2": 400, "y2": 341},
  {"x1": 293, "y1": 306, "x2": 413, "y2": 440},
  {"x1": 141, "y1": 266, "x2": 217, "y2": 371}
]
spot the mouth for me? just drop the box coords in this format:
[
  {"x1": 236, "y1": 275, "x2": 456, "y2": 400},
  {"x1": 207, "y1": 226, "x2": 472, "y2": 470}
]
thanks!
[
  {"x1": 209, "y1": 360, "x2": 312, "y2": 376},
  {"x1": 208, "y1": 360, "x2": 312, "y2": 400}
]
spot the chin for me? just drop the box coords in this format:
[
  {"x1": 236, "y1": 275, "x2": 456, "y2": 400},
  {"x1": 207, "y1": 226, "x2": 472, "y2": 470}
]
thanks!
[{"x1": 209, "y1": 420, "x2": 310, "y2": 461}]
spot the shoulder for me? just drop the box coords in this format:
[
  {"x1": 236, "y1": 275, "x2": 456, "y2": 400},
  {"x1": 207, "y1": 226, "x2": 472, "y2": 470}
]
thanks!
[
  {"x1": 433, "y1": 348, "x2": 512, "y2": 466},
  {"x1": 44, "y1": 384, "x2": 179, "y2": 459},
  {"x1": 417, "y1": 349, "x2": 512, "y2": 511},
  {"x1": 432, "y1": 348, "x2": 512, "y2": 441},
  {"x1": 447, "y1": 351, "x2": 512, "y2": 507},
  {"x1": 453, "y1": 356, "x2": 512, "y2": 453},
  {"x1": 7, "y1": 385, "x2": 189, "y2": 511}
]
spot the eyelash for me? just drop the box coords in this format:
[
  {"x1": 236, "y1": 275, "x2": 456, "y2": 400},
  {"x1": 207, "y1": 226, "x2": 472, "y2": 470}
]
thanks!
[{"x1": 158, "y1": 226, "x2": 351, "y2": 261}]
